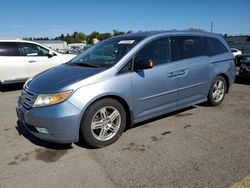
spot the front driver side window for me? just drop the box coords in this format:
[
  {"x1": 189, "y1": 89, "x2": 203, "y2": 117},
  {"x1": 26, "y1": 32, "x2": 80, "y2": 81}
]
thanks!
[
  {"x1": 21, "y1": 43, "x2": 49, "y2": 56},
  {"x1": 134, "y1": 37, "x2": 171, "y2": 66}
]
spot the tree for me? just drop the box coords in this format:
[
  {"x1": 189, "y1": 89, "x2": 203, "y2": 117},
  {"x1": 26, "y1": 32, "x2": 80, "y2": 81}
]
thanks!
[
  {"x1": 71, "y1": 32, "x2": 86, "y2": 43},
  {"x1": 113, "y1": 30, "x2": 125, "y2": 36},
  {"x1": 53, "y1": 30, "x2": 127, "y2": 44},
  {"x1": 99, "y1": 33, "x2": 112, "y2": 40},
  {"x1": 86, "y1": 31, "x2": 100, "y2": 44},
  {"x1": 65, "y1": 33, "x2": 72, "y2": 44},
  {"x1": 55, "y1": 34, "x2": 65, "y2": 41}
]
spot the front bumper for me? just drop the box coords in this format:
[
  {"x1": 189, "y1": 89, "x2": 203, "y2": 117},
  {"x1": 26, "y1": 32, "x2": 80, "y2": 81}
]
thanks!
[
  {"x1": 239, "y1": 67, "x2": 250, "y2": 77},
  {"x1": 16, "y1": 101, "x2": 82, "y2": 144}
]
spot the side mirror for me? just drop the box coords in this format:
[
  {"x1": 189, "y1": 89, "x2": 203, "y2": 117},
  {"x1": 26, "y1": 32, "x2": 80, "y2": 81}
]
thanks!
[
  {"x1": 48, "y1": 51, "x2": 55, "y2": 58},
  {"x1": 134, "y1": 59, "x2": 155, "y2": 70}
]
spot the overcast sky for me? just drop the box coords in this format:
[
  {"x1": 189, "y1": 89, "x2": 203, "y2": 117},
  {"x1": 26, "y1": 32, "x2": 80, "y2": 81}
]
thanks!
[{"x1": 0, "y1": 0, "x2": 249, "y2": 38}]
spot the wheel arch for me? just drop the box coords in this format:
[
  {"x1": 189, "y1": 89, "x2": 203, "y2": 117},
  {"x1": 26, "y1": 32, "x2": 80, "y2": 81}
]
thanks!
[
  {"x1": 217, "y1": 73, "x2": 230, "y2": 93},
  {"x1": 79, "y1": 94, "x2": 133, "y2": 135}
]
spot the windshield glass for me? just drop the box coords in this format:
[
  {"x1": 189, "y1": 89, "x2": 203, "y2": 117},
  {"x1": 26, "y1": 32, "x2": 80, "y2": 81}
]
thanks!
[{"x1": 70, "y1": 37, "x2": 142, "y2": 68}]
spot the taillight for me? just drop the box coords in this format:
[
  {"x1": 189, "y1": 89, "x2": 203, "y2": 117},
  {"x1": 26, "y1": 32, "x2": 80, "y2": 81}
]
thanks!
[
  {"x1": 234, "y1": 57, "x2": 240, "y2": 67},
  {"x1": 234, "y1": 58, "x2": 237, "y2": 66}
]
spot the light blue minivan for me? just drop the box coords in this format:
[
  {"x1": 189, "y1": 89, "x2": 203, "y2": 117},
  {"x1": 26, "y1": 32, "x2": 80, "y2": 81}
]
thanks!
[{"x1": 17, "y1": 31, "x2": 236, "y2": 148}]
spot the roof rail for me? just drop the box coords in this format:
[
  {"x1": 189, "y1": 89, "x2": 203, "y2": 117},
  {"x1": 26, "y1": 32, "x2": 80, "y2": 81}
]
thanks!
[{"x1": 0, "y1": 37, "x2": 22, "y2": 40}]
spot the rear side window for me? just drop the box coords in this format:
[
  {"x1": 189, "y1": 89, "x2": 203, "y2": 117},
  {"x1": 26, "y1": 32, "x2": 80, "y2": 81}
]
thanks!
[
  {"x1": 203, "y1": 37, "x2": 228, "y2": 56},
  {"x1": 0, "y1": 42, "x2": 20, "y2": 56},
  {"x1": 135, "y1": 37, "x2": 171, "y2": 66},
  {"x1": 171, "y1": 36, "x2": 204, "y2": 61},
  {"x1": 21, "y1": 43, "x2": 49, "y2": 56}
]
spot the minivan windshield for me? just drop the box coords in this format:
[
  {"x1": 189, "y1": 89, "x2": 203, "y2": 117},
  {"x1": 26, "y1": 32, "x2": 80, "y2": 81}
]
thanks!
[{"x1": 70, "y1": 37, "x2": 142, "y2": 68}]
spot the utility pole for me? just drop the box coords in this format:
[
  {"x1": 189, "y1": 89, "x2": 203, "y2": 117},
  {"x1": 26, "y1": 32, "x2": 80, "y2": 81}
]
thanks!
[{"x1": 210, "y1": 22, "x2": 214, "y2": 32}]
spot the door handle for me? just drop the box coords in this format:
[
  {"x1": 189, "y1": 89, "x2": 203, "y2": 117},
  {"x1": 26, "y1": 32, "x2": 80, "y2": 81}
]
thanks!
[
  {"x1": 179, "y1": 69, "x2": 188, "y2": 76},
  {"x1": 28, "y1": 60, "x2": 36, "y2": 63},
  {"x1": 168, "y1": 69, "x2": 188, "y2": 78},
  {"x1": 167, "y1": 73, "x2": 173, "y2": 78},
  {"x1": 167, "y1": 72, "x2": 179, "y2": 78}
]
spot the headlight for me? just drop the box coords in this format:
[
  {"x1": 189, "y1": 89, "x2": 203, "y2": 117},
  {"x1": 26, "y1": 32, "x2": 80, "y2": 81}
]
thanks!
[
  {"x1": 24, "y1": 78, "x2": 33, "y2": 89},
  {"x1": 33, "y1": 90, "x2": 72, "y2": 107}
]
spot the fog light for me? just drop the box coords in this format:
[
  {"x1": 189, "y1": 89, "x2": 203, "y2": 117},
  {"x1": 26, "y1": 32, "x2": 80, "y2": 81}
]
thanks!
[{"x1": 36, "y1": 127, "x2": 49, "y2": 134}]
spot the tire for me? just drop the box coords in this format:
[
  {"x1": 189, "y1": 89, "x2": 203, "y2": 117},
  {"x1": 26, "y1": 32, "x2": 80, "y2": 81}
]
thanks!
[
  {"x1": 208, "y1": 76, "x2": 227, "y2": 106},
  {"x1": 80, "y1": 98, "x2": 126, "y2": 148}
]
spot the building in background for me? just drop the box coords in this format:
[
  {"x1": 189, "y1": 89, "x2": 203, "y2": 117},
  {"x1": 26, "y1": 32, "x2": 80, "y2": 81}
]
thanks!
[
  {"x1": 33, "y1": 40, "x2": 68, "y2": 51},
  {"x1": 92, "y1": 38, "x2": 99, "y2": 45},
  {"x1": 68, "y1": 41, "x2": 87, "y2": 50}
]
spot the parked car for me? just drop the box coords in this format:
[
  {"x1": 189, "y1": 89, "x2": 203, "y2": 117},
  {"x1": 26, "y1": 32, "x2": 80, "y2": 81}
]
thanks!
[
  {"x1": 231, "y1": 48, "x2": 242, "y2": 56},
  {"x1": 0, "y1": 39, "x2": 76, "y2": 86},
  {"x1": 17, "y1": 31, "x2": 236, "y2": 148},
  {"x1": 236, "y1": 54, "x2": 250, "y2": 77}
]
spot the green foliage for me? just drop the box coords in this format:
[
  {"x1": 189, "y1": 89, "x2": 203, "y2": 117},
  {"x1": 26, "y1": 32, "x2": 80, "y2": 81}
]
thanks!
[
  {"x1": 54, "y1": 30, "x2": 126, "y2": 44},
  {"x1": 86, "y1": 31, "x2": 100, "y2": 44},
  {"x1": 55, "y1": 32, "x2": 86, "y2": 44},
  {"x1": 113, "y1": 30, "x2": 125, "y2": 36},
  {"x1": 22, "y1": 30, "x2": 250, "y2": 44},
  {"x1": 99, "y1": 33, "x2": 113, "y2": 40}
]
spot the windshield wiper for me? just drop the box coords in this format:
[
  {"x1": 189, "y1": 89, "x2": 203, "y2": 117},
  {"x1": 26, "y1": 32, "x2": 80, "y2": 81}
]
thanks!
[{"x1": 70, "y1": 62, "x2": 100, "y2": 68}]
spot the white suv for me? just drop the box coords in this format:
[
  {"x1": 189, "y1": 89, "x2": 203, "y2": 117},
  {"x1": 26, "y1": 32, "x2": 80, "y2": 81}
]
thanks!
[
  {"x1": 0, "y1": 39, "x2": 76, "y2": 85},
  {"x1": 231, "y1": 48, "x2": 242, "y2": 56}
]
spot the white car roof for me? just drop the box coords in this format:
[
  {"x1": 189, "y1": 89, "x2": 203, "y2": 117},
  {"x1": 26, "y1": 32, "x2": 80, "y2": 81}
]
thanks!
[
  {"x1": 0, "y1": 39, "x2": 59, "y2": 54},
  {"x1": 0, "y1": 39, "x2": 41, "y2": 43}
]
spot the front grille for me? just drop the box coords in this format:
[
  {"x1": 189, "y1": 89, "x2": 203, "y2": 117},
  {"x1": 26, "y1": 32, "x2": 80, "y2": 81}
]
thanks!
[{"x1": 19, "y1": 89, "x2": 37, "y2": 110}]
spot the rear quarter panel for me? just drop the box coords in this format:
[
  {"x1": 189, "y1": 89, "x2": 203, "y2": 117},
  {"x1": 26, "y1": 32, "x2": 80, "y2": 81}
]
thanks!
[{"x1": 210, "y1": 52, "x2": 236, "y2": 88}]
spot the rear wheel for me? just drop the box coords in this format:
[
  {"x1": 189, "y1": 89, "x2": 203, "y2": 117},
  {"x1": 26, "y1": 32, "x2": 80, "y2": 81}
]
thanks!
[
  {"x1": 208, "y1": 76, "x2": 227, "y2": 106},
  {"x1": 80, "y1": 98, "x2": 126, "y2": 148}
]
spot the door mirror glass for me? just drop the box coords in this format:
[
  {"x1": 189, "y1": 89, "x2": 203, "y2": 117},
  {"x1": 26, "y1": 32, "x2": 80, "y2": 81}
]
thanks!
[
  {"x1": 48, "y1": 50, "x2": 55, "y2": 58},
  {"x1": 134, "y1": 59, "x2": 155, "y2": 70}
]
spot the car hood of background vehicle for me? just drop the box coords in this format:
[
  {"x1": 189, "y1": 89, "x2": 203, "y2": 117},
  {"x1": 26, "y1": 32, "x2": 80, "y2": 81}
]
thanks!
[
  {"x1": 61, "y1": 54, "x2": 77, "y2": 61},
  {"x1": 28, "y1": 64, "x2": 105, "y2": 93}
]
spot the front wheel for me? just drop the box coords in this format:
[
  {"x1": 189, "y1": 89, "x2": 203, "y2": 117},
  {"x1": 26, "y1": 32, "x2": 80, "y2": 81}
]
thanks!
[
  {"x1": 80, "y1": 98, "x2": 126, "y2": 148},
  {"x1": 208, "y1": 76, "x2": 227, "y2": 106}
]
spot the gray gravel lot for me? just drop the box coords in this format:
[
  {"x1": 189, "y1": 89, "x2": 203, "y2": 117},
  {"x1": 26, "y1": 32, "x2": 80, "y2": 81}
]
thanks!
[{"x1": 0, "y1": 78, "x2": 250, "y2": 188}]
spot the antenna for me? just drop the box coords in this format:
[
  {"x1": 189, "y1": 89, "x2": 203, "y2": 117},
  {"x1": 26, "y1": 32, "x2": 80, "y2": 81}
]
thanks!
[{"x1": 210, "y1": 22, "x2": 214, "y2": 32}]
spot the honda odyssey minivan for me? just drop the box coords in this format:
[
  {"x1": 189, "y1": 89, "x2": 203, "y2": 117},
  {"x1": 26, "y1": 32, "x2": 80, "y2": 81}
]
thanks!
[{"x1": 17, "y1": 31, "x2": 236, "y2": 148}]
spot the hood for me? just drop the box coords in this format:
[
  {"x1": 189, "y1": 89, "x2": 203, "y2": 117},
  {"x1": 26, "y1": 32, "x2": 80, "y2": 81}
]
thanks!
[
  {"x1": 60, "y1": 54, "x2": 77, "y2": 63},
  {"x1": 238, "y1": 55, "x2": 250, "y2": 64},
  {"x1": 28, "y1": 64, "x2": 105, "y2": 93},
  {"x1": 62, "y1": 54, "x2": 77, "y2": 59}
]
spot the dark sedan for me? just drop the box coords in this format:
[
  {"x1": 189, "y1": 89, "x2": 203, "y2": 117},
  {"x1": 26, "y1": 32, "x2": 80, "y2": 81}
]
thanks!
[{"x1": 237, "y1": 54, "x2": 250, "y2": 77}]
